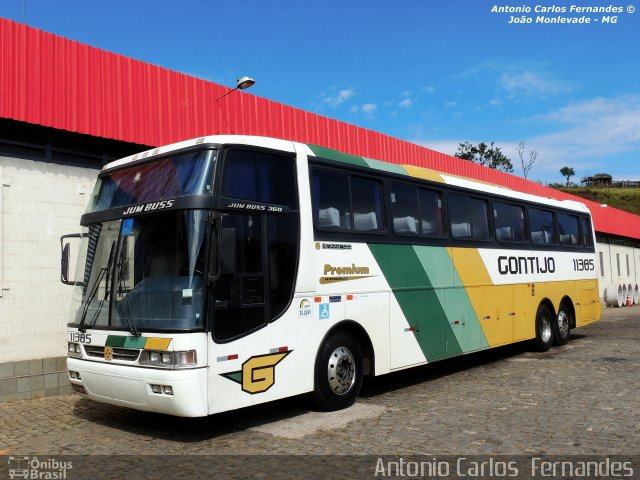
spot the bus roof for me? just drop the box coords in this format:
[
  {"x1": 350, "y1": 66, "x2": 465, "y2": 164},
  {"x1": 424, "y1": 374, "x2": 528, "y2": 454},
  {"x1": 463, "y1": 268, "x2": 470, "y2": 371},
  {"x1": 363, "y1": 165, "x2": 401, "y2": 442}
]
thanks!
[{"x1": 102, "y1": 135, "x2": 590, "y2": 216}]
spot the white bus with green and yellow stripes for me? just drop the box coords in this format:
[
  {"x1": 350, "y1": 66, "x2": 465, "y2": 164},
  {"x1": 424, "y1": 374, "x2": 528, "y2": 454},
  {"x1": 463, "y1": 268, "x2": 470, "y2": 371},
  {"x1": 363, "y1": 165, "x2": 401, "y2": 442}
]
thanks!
[{"x1": 61, "y1": 135, "x2": 600, "y2": 417}]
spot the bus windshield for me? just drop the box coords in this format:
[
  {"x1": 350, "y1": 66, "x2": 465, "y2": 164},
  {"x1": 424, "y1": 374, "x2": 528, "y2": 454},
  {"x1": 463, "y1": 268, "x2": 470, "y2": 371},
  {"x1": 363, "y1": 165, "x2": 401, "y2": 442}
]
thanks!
[
  {"x1": 86, "y1": 149, "x2": 216, "y2": 213},
  {"x1": 71, "y1": 209, "x2": 208, "y2": 332}
]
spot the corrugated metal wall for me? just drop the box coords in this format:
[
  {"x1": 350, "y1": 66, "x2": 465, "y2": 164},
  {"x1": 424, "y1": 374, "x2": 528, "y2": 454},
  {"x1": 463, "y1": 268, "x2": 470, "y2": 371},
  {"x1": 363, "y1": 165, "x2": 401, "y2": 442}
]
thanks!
[{"x1": 0, "y1": 18, "x2": 637, "y2": 239}]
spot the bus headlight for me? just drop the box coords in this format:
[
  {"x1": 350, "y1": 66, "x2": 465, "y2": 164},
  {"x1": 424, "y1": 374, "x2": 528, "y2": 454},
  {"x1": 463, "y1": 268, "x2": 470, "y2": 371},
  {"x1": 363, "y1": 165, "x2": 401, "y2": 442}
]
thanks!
[
  {"x1": 140, "y1": 350, "x2": 197, "y2": 369},
  {"x1": 68, "y1": 342, "x2": 82, "y2": 358}
]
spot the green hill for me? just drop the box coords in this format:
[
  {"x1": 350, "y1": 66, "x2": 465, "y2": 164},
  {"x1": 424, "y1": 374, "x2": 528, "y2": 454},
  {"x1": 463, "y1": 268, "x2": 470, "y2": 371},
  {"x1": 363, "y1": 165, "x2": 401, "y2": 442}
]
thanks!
[{"x1": 554, "y1": 187, "x2": 640, "y2": 215}]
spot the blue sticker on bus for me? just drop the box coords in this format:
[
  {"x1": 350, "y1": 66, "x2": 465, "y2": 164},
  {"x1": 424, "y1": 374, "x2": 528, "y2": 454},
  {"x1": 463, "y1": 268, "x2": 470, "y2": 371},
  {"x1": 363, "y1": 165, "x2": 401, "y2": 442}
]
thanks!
[
  {"x1": 319, "y1": 303, "x2": 330, "y2": 320},
  {"x1": 121, "y1": 218, "x2": 134, "y2": 236}
]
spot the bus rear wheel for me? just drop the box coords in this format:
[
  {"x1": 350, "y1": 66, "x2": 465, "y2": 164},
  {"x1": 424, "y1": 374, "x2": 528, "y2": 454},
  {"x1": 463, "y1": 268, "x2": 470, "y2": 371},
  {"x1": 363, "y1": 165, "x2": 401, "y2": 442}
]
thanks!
[
  {"x1": 312, "y1": 332, "x2": 363, "y2": 411},
  {"x1": 553, "y1": 304, "x2": 572, "y2": 346},
  {"x1": 532, "y1": 304, "x2": 554, "y2": 352}
]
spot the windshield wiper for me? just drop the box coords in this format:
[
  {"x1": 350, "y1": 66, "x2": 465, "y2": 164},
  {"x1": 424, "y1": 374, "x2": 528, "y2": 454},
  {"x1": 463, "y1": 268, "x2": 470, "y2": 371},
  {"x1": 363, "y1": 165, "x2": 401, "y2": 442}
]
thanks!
[
  {"x1": 115, "y1": 246, "x2": 141, "y2": 337},
  {"x1": 117, "y1": 301, "x2": 141, "y2": 337},
  {"x1": 78, "y1": 242, "x2": 115, "y2": 332}
]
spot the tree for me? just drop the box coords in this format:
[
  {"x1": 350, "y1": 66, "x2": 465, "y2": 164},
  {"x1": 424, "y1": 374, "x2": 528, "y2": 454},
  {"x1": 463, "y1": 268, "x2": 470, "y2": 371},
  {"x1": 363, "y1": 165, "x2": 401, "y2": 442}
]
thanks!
[
  {"x1": 560, "y1": 166, "x2": 576, "y2": 186},
  {"x1": 516, "y1": 141, "x2": 538, "y2": 179},
  {"x1": 455, "y1": 142, "x2": 513, "y2": 173}
]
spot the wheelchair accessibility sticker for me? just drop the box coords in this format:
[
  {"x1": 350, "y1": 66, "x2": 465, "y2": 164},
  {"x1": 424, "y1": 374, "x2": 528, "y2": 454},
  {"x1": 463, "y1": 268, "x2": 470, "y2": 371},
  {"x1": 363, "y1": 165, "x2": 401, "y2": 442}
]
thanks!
[{"x1": 319, "y1": 303, "x2": 330, "y2": 320}]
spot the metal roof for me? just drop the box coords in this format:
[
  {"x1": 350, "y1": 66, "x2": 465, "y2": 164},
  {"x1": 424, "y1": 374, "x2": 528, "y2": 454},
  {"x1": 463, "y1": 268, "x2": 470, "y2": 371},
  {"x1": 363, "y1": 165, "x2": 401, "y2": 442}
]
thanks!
[{"x1": 1, "y1": 18, "x2": 638, "y2": 240}]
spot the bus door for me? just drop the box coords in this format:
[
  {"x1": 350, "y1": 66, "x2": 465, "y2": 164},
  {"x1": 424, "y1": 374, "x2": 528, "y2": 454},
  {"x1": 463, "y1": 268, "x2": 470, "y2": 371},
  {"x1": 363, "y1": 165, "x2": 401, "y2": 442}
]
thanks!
[{"x1": 206, "y1": 147, "x2": 300, "y2": 412}]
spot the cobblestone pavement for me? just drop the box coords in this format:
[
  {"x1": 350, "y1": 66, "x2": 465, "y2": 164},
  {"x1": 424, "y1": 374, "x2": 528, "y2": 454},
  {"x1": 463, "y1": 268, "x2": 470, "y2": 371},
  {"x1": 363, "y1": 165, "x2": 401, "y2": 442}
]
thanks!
[{"x1": 0, "y1": 306, "x2": 638, "y2": 462}]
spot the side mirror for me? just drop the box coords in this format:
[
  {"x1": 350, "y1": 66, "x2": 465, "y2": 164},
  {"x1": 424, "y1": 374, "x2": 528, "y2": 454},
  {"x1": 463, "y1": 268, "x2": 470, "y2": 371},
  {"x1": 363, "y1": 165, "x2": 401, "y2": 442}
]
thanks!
[{"x1": 60, "y1": 233, "x2": 83, "y2": 285}]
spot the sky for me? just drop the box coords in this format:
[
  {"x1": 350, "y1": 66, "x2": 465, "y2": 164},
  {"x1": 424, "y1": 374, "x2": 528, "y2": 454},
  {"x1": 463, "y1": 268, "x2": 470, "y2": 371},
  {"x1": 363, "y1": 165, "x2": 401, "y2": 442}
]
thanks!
[{"x1": 1, "y1": 0, "x2": 639, "y2": 184}]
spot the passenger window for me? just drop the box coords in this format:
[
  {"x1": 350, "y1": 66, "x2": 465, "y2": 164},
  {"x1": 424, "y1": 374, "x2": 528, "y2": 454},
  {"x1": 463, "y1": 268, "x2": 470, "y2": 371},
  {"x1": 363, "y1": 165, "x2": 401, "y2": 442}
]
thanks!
[
  {"x1": 221, "y1": 149, "x2": 297, "y2": 208},
  {"x1": 449, "y1": 194, "x2": 489, "y2": 241},
  {"x1": 351, "y1": 177, "x2": 384, "y2": 232},
  {"x1": 558, "y1": 213, "x2": 580, "y2": 246},
  {"x1": 529, "y1": 208, "x2": 556, "y2": 245},
  {"x1": 390, "y1": 183, "x2": 419, "y2": 236},
  {"x1": 419, "y1": 188, "x2": 445, "y2": 237},
  {"x1": 311, "y1": 169, "x2": 383, "y2": 233},
  {"x1": 581, "y1": 217, "x2": 594, "y2": 247},
  {"x1": 493, "y1": 202, "x2": 527, "y2": 243},
  {"x1": 312, "y1": 170, "x2": 352, "y2": 230}
]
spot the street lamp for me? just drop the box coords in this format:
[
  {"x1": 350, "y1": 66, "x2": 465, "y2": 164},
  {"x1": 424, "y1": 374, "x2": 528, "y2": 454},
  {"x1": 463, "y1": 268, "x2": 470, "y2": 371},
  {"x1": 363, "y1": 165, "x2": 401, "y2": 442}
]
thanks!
[{"x1": 216, "y1": 76, "x2": 256, "y2": 100}]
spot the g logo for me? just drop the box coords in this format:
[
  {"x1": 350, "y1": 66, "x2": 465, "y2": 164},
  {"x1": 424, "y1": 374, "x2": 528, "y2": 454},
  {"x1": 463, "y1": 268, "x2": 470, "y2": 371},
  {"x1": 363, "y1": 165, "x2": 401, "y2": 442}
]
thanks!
[
  {"x1": 221, "y1": 351, "x2": 292, "y2": 394},
  {"x1": 104, "y1": 346, "x2": 113, "y2": 361}
]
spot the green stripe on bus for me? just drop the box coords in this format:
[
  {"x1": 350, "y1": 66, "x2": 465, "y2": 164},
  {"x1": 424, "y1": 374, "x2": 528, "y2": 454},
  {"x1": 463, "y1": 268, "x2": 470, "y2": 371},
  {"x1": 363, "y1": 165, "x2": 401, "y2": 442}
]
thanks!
[
  {"x1": 413, "y1": 246, "x2": 489, "y2": 353},
  {"x1": 105, "y1": 336, "x2": 127, "y2": 347},
  {"x1": 307, "y1": 144, "x2": 369, "y2": 168},
  {"x1": 363, "y1": 158, "x2": 408, "y2": 175},
  {"x1": 221, "y1": 371, "x2": 242, "y2": 384},
  {"x1": 368, "y1": 244, "x2": 461, "y2": 361},
  {"x1": 123, "y1": 337, "x2": 147, "y2": 349}
]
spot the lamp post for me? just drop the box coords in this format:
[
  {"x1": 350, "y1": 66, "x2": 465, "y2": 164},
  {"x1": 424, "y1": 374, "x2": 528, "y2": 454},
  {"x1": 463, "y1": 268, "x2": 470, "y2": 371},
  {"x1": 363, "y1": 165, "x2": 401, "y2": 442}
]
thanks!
[{"x1": 216, "y1": 76, "x2": 256, "y2": 100}]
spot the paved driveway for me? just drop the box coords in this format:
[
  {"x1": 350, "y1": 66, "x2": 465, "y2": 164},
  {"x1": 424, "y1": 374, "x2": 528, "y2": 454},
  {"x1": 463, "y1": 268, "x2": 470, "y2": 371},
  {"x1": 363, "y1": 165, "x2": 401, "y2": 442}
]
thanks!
[{"x1": 1, "y1": 306, "x2": 638, "y2": 478}]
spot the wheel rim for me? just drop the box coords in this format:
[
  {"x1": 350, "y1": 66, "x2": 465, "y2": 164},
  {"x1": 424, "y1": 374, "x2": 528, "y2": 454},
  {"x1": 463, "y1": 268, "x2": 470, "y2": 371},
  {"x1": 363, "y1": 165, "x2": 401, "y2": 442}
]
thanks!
[
  {"x1": 557, "y1": 310, "x2": 570, "y2": 339},
  {"x1": 540, "y1": 314, "x2": 552, "y2": 343},
  {"x1": 327, "y1": 346, "x2": 356, "y2": 395}
]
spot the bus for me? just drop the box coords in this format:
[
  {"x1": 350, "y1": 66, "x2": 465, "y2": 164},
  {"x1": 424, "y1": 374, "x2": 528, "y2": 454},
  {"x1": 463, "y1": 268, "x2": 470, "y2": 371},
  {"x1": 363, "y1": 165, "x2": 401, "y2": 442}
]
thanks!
[{"x1": 61, "y1": 135, "x2": 601, "y2": 417}]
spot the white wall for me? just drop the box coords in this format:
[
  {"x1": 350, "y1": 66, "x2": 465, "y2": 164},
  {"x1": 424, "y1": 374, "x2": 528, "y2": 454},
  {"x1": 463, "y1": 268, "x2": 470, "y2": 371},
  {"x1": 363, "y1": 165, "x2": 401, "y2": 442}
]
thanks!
[
  {"x1": 596, "y1": 241, "x2": 640, "y2": 306},
  {"x1": 0, "y1": 156, "x2": 98, "y2": 363}
]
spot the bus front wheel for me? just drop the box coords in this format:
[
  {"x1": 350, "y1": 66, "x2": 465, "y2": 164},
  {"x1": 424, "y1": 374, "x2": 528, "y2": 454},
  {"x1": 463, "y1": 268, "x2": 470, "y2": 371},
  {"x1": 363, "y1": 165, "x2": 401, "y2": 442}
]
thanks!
[
  {"x1": 312, "y1": 332, "x2": 363, "y2": 411},
  {"x1": 533, "y1": 304, "x2": 554, "y2": 352}
]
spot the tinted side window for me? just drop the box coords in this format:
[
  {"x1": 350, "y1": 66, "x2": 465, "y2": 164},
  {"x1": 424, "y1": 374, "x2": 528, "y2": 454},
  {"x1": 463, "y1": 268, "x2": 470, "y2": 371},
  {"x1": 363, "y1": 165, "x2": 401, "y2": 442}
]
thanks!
[
  {"x1": 351, "y1": 177, "x2": 384, "y2": 232},
  {"x1": 312, "y1": 170, "x2": 352, "y2": 230},
  {"x1": 493, "y1": 202, "x2": 527, "y2": 242},
  {"x1": 449, "y1": 194, "x2": 489, "y2": 241},
  {"x1": 267, "y1": 215, "x2": 299, "y2": 321},
  {"x1": 558, "y1": 213, "x2": 580, "y2": 246},
  {"x1": 214, "y1": 213, "x2": 266, "y2": 340},
  {"x1": 419, "y1": 189, "x2": 445, "y2": 237},
  {"x1": 529, "y1": 208, "x2": 556, "y2": 245},
  {"x1": 581, "y1": 216, "x2": 594, "y2": 247},
  {"x1": 221, "y1": 149, "x2": 297, "y2": 208},
  {"x1": 312, "y1": 169, "x2": 384, "y2": 233},
  {"x1": 390, "y1": 183, "x2": 419, "y2": 236}
]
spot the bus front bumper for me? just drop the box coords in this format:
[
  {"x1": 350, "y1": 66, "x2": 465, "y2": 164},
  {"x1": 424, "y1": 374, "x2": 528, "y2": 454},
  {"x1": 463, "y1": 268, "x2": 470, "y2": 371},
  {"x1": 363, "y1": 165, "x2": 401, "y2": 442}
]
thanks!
[{"x1": 67, "y1": 357, "x2": 208, "y2": 417}]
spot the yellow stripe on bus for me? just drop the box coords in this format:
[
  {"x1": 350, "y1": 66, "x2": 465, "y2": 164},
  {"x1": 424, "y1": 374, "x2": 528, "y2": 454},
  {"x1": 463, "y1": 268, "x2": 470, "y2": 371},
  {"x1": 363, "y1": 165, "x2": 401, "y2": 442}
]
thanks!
[
  {"x1": 449, "y1": 248, "x2": 601, "y2": 347},
  {"x1": 401, "y1": 165, "x2": 445, "y2": 183},
  {"x1": 144, "y1": 338, "x2": 172, "y2": 350}
]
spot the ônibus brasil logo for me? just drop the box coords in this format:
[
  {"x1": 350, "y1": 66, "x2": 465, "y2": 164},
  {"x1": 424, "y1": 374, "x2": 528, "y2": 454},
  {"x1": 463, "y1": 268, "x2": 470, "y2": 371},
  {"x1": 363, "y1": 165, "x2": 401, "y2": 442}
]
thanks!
[{"x1": 7, "y1": 456, "x2": 72, "y2": 479}]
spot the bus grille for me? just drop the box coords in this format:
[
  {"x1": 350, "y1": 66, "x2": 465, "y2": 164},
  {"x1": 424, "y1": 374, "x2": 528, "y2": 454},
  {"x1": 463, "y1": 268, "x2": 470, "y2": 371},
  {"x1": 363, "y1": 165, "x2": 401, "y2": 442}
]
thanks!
[{"x1": 83, "y1": 345, "x2": 140, "y2": 361}]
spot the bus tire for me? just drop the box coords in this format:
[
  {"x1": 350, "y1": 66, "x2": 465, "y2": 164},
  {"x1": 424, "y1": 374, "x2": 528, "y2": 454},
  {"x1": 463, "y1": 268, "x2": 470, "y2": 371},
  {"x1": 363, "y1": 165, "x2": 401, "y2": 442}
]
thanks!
[
  {"x1": 312, "y1": 332, "x2": 363, "y2": 411},
  {"x1": 553, "y1": 304, "x2": 572, "y2": 346},
  {"x1": 532, "y1": 304, "x2": 554, "y2": 352}
]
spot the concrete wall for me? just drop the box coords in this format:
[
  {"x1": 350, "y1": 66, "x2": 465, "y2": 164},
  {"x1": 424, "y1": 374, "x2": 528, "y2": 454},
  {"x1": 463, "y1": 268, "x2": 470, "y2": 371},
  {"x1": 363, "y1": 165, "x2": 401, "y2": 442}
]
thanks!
[{"x1": 0, "y1": 155, "x2": 97, "y2": 363}]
